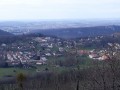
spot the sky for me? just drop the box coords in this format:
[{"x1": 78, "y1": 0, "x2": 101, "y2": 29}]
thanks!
[{"x1": 0, "y1": 0, "x2": 120, "y2": 21}]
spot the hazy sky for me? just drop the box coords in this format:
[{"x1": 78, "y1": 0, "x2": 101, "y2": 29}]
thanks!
[{"x1": 0, "y1": 0, "x2": 119, "y2": 20}]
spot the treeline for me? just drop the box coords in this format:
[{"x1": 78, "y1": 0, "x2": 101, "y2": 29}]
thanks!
[{"x1": 0, "y1": 33, "x2": 44, "y2": 44}]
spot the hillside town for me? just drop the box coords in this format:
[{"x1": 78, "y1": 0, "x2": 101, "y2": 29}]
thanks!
[{"x1": 0, "y1": 35, "x2": 119, "y2": 68}]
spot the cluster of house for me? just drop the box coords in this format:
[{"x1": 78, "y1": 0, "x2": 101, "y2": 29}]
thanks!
[
  {"x1": 108, "y1": 43, "x2": 120, "y2": 49},
  {"x1": 0, "y1": 37, "x2": 69, "y2": 66},
  {"x1": 71, "y1": 49, "x2": 110, "y2": 60},
  {"x1": 0, "y1": 35, "x2": 120, "y2": 67},
  {"x1": 88, "y1": 50, "x2": 110, "y2": 60},
  {"x1": 88, "y1": 43, "x2": 120, "y2": 60},
  {"x1": 6, "y1": 51, "x2": 32, "y2": 62}
]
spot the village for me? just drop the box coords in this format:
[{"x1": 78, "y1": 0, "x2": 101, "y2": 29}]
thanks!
[{"x1": 0, "y1": 35, "x2": 120, "y2": 68}]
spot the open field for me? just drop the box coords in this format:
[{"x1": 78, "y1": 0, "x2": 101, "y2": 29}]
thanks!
[{"x1": 0, "y1": 68, "x2": 35, "y2": 77}]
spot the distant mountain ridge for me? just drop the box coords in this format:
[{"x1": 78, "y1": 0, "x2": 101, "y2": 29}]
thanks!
[{"x1": 30, "y1": 25, "x2": 120, "y2": 38}]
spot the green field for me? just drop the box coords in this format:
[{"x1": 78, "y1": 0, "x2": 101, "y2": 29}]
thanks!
[{"x1": 0, "y1": 67, "x2": 35, "y2": 77}]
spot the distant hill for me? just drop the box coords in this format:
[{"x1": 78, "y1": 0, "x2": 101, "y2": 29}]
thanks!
[
  {"x1": 30, "y1": 25, "x2": 120, "y2": 39},
  {"x1": 0, "y1": 29, "x2": 13, "y2": 37}
]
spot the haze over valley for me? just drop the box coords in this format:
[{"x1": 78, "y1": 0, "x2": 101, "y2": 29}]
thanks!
[{"x1": 1, "y1": 20, "x2": 120, "y2": 38}]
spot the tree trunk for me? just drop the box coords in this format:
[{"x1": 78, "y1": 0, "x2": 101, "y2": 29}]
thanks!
[{"x1": 76, "y1": 80, "x2": 80, "y2": 90}]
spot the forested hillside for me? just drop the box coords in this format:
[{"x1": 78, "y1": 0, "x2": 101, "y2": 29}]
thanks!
[{"x1": 31, "y1": 25, "x2": 120, "y2": 38}]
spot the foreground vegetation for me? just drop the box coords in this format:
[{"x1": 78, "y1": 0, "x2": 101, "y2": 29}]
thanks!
[{"x1": 0, "y1": 50, "x2": 120, "y2": 90}]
